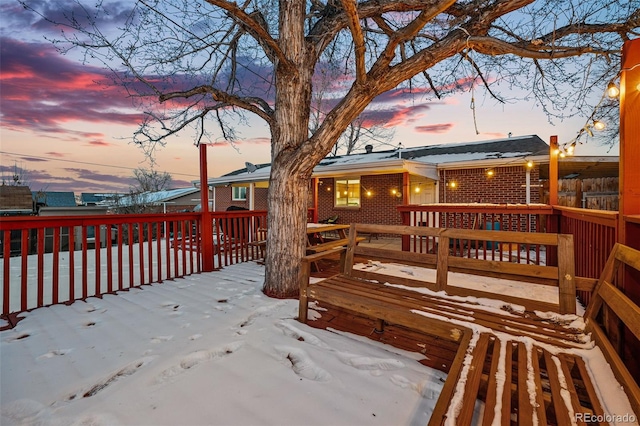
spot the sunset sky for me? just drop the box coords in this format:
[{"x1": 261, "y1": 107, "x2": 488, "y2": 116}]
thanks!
[{"x1": 0, "y1": 2, "x2": 619, "y2": 194}]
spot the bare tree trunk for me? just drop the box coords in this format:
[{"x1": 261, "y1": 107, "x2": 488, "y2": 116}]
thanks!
[
  {"x1": 263, "y1": 168, "x2": 309, "y2": 298},
  {"x1": 263, "y1": 0, "x2": 313, "y2": 298}
]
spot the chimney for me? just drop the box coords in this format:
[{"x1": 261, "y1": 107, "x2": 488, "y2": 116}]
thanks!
[{"x1": 365, "y1": 144, "x2": 373, "y2": 153}]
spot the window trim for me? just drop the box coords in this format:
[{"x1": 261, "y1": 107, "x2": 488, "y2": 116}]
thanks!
[
  {"x1": 232, "y1": 186, "x2": 247, "y2": 201},
  {"x1": 334, "y1": 178, "x2": 361, "y2": 208}
]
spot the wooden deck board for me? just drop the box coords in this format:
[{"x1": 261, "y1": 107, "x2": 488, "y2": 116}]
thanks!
[{"x1": 303, "y1": 228, "x2": 640, "y2": 425}]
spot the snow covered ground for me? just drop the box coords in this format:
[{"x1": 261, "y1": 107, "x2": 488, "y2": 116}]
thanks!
[
  {"x1": 1, "y1": 262, "x2": 636, "y2": 425},
  {"x1": 1, "y1": 262, "x2": 451, "y2": 426}
]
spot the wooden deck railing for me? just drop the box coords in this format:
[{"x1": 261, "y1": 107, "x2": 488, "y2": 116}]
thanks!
[
  {"x1": 554, "y1": 206, "x2": 618, "y2": 305},
  {"x1": 0, "y1": 210, "x2": 268, "y2": 320},
  {"x1": 398, "y1": 204, "x2": 626, "y2": 307},
  {"x1": 1, "y1": 204, "x2": 634, "y2": 321},
  {"x1": 398, "y1": 204, "x2": 555, "y2": 266}
]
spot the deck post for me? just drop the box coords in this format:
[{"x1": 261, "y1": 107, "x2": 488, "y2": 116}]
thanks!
[
  {"x1": 199, "y1": 143, "x2": 215, "y2": 272},
  {"x1": 549, "y1": 135, "x2": 559, "y2": 206},
  {"x1": 619, "y1": 38, "x2": 640, "y2": 246}
]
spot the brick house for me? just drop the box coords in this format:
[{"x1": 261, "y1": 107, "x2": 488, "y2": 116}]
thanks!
[{"x1": 202, "y1": 135, "x2": 616, "y2": 225}]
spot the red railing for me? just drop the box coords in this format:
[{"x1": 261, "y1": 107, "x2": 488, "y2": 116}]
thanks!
[
  {"x1": 554, "y1": 206, "x2": 618, "y2": 305},
  {"x1": 398, "y1": 204, "x2": 554, "y2": 266},
  {"x1": 1, "y1": 204, "x2": 631, "y2": 320},
  {"x1": 398, "y1": 204, "x2": 623, "y2": 306},
  {"x1": 0, "y1": 210, "x2": 268, "y2": 319}
]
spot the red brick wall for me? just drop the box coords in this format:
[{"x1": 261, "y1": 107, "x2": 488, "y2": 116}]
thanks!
[
  {"x1": 439, "y1": 166, "x2": 540, "y2": 204},
  {"x1": 316, "y1": 174, "x2": 405, "y2": 225},
  {"x1": 214, "y1": 187, "x2": 268, "y2": 211}
]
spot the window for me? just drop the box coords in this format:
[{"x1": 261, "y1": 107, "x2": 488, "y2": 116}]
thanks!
[
  {"x1": 232, "y1": 186, "x2": 247, "y2": 201},
  {"x1": 335, "y1": 179, "x2": 360, "y2": 207}
]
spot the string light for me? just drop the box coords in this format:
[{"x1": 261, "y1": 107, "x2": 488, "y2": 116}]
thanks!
[{"x1": 607, "y1": 81, "x2": 620, "y2": 98}]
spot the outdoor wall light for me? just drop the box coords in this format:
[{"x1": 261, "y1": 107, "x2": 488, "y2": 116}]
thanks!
[
  {"x1": 526, "y1": 160, "x2": 534, "y2": 168},
  {"x1": 486, "y1": 169, "x2": 495, "y2": 177},
  {"x1": 607, "y1": 81, "x2": 620, "y2": 98},
  {"x1": 446, "y1": 181, "x2": 458, "y2": 189},
  {"x1": 414, "y1": 185, "x2": 421, "y2": 193}
]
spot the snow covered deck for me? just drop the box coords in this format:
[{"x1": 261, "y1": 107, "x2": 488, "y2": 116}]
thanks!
[{"x1": 1, "y1": 261, "x2": 638, "y2": 425}]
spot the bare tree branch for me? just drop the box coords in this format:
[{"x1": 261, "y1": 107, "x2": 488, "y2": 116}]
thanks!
[
  {"x1": 204, "y1": 0, "x2": 294, "y2": 71},
  {"x1": 340, "y1": 0, "x2": 367, "y2": 82}
]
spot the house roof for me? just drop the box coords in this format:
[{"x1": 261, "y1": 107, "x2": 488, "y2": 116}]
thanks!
[
  {"x1": 203, "y1": 135, "x2": 552, "y2": 186},
  {"x1": 0, "y1": 186, "x2": 33, "y2": 214},
  {"x1": 113, "y1": 187, "x2": 200, "y2": 207},
  {"x1": 81, "y1": 193, "x2": 118, "y2": 205},
  {"x1": 32, "y1": 191, "x2": 77, "y2": 207}
]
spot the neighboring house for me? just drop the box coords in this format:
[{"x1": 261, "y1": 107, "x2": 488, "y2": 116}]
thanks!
[
  {"x1": 201, "y1": 135, "x2": 619, "y2": 225},
  {"x1": 0, "y1": 186, "x2": 33, "y2": 216},
  {"x1": 80, "y1": 193, "x2": 119, "y2": 206},
  {"x1": 32, "y1": 191, "x2": 77, "y2": 211},
  {"x1": 0, "y1": 185, "x2": 34, "y2": 256},
  {"x1": 110, "y1": 187, "x2": 212, "y2": 213}
]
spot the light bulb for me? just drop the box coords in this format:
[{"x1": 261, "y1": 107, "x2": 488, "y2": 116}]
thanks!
[
  {"x1": 606, "y1": 81, "x2": 620, "y2": 98},
  {"x1": 526, "y1": 160, "x2": 534, "y2": 168},
  {"x1": 593, "y1": 120, "x2": 606, "y2": 131}
]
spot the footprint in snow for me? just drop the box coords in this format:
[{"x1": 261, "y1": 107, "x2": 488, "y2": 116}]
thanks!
[
  {"x1": 156, "y1": 341, "x2": 243, "y2": 383},
  {"x1": 67, "y1": 356, "x2": 153, "y2": 400},
  {"x1": 150, "y1": 335, "x2": 173, "y2": 344},
  {"x1": 274, "y1": 321, "x2": 330, "y2": 349},
  {"x1": 5, "y1": 332, "x2": 31, "y2": 342},
  {"x1": 275, "y1": 346, "x2": 331, "y2": 382},
  {"x1": 390, "y1": 374, "x2": 440, "y2": 398},
  {"x1": 237, "y1": 301, "x2": 288, "y2": 328},
  {"x1": 336, "y1": 352, "x2": 405, "y2": 371},
  {"x1": 38, "y1": 348, "x2": 72, "y2": 359}
]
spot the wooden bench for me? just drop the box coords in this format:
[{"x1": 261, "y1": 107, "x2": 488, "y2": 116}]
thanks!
[
  {"x1": 305, "y1": 236, "x2": 366, "y2": 254},
  {"x1": 299, "y1": 224, "x2": 640, "y2": 425},
  {"x1": 301, "y1": 223, "x2": 577, "y2": 316}
]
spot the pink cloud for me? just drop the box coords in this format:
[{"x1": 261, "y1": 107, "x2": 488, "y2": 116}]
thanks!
[
  {"x1": 44, "y1": 151, "x2": 67, "y2": 158},
  {"x1": 415, "y1": 123, "x2": 454, "y2": 134},
  {"x1": 87, "y1": 141, "x2": 112, "y2": 147}
]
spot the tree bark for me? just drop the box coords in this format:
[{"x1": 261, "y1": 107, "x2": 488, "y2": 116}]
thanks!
[
  {"x1": 263, "y1": 0, "x2": 314, "y2": 298},
  {"x1": 263, "y1": 167, "x2": 310, "y2": 298}
]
